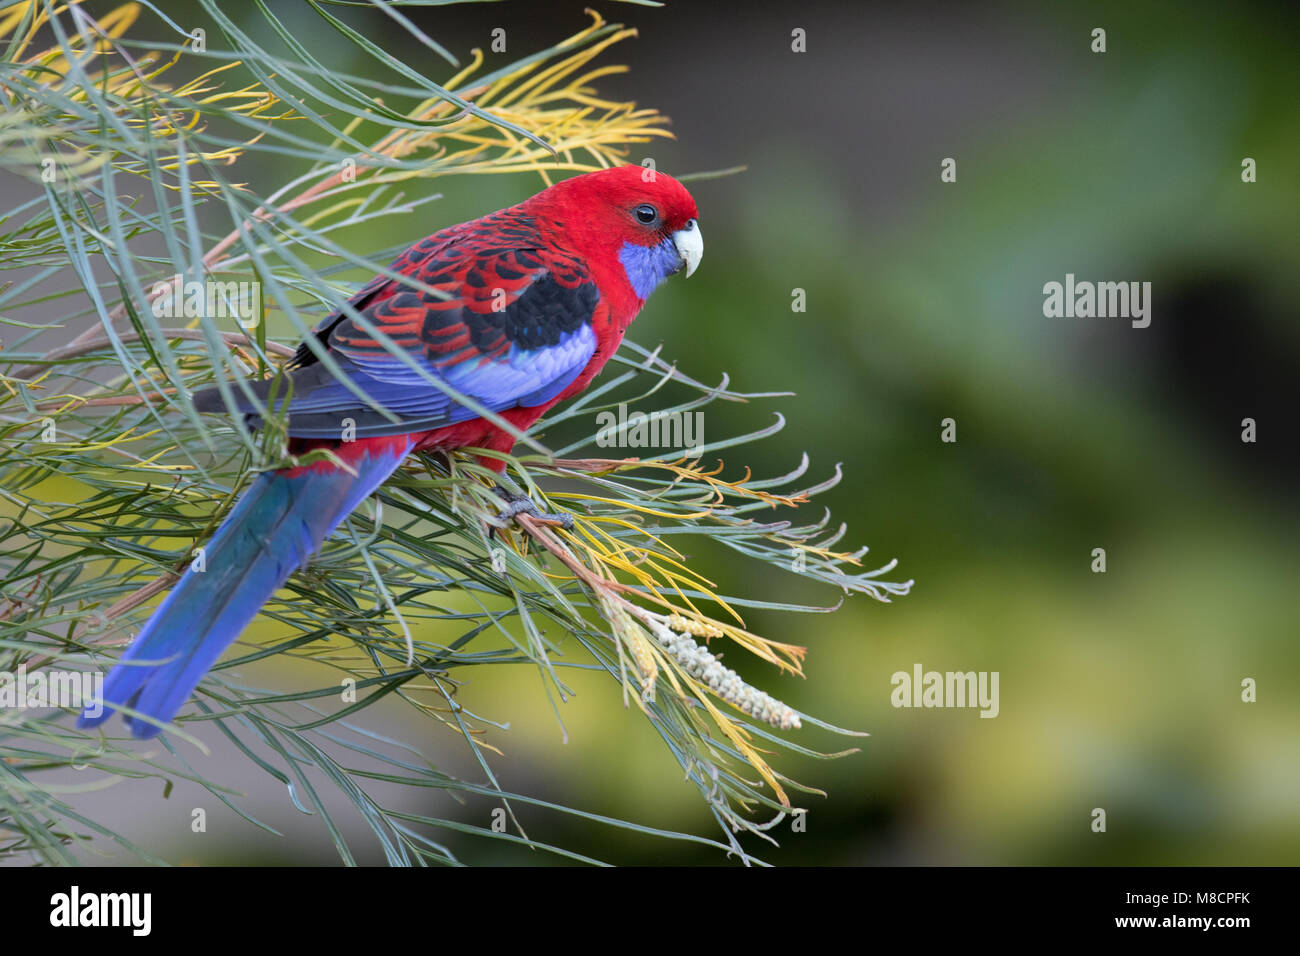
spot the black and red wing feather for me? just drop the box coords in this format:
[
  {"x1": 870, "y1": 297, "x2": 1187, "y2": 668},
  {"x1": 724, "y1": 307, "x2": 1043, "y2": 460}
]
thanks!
[{"x1": 198, "y1": 210, "x2": 601, "y2": 438}]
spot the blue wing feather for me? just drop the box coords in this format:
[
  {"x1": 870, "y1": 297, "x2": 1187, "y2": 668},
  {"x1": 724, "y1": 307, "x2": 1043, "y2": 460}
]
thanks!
[{"x1": 270, "y1": 323, "x2": 596, "y2": 437}]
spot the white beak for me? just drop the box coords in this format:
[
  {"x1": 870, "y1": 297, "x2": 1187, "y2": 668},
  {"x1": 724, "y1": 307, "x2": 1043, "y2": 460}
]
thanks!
[{"x1": 672, "y1": 219, "x2": 703, "y2": 277}]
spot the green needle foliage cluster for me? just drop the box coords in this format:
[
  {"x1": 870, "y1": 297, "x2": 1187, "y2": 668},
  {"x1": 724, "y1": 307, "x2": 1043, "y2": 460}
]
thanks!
[{"x1": 0, "y1": 0, "x2": 910, "y2": 865}]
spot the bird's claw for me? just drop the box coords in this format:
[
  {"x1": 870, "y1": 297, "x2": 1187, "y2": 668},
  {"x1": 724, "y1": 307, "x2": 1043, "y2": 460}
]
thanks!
[{"x1": 491, "y1": 486, "x2": 574, "y2": 533}]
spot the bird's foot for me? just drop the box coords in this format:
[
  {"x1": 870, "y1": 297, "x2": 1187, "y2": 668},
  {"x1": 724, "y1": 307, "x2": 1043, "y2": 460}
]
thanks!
[{"x1": 491, "y1": 485, "x2": 574, "y2": 532}]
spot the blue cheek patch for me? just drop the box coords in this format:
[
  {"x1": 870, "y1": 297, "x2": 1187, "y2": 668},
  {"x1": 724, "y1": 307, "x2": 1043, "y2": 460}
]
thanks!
[{"x1": 619, "y1": 237, "x2": 682, "y2": 300}]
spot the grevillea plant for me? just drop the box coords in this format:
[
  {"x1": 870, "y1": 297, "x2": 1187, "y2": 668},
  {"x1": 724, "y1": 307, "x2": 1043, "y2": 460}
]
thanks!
[{"x1": 0, "y1": 0, "x2": 910, "y2": 865}]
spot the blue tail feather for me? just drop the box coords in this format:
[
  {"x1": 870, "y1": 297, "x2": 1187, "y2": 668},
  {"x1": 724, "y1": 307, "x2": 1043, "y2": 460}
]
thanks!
[{"x1": 79, "y1": 439, "x2": 412, "y2": 738}]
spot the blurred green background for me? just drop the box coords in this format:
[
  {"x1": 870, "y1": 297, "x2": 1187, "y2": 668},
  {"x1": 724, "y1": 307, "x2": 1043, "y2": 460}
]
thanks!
[{"x1": 42, "y1": 0, "x2": 1300, "y2": 865}]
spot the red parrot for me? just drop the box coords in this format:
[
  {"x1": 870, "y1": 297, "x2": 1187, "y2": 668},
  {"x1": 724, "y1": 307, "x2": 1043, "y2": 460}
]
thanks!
[{"x1": 80, "y1": 164, "x2": 702, "y2": 738}]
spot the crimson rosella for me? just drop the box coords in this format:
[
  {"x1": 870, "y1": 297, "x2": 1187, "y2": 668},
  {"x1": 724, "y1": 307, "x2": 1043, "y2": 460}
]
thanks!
[{"x1": 79, "y1": 164, "x2": 702, "y2": 738}]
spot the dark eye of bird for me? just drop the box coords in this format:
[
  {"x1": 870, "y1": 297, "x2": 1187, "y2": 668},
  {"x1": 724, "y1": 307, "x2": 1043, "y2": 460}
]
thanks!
[{"x1": 635, "y1": 204, "x2": 658, "y2": 224}]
